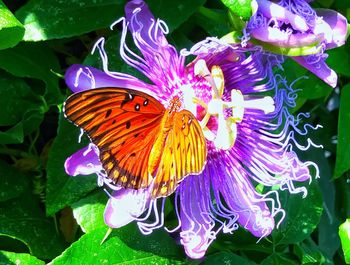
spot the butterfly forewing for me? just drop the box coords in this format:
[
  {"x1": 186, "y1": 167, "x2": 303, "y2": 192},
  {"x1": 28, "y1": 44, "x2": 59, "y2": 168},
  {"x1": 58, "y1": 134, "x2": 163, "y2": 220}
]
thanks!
[
  {"x1": 64, "y1": 87, "x2": 165, "y2": 189},
  {"x1": 151, "y1": 109, "x2": 207, "y2": 198}
]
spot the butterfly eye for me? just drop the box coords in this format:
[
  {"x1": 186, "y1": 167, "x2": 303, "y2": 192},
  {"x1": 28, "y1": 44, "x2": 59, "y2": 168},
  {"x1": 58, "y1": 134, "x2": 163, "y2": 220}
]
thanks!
[
  {"x1": 143, "y1": 99, "x2": 149, "y2": 106},
  {"x1": 135, "y1": 104, "x2": 140, "y2": 111},
  {"x1": 126, "y1": 121, "x2": 131, "y2": 129}
]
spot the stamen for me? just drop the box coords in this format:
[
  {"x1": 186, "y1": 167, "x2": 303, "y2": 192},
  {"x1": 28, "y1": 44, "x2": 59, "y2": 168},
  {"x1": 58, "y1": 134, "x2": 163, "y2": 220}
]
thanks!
[
  {"x1": 194, "y1": 59, "x2": 219, "y2": 97},
  {"x1": 211, "y1": 66, "x2": 224, "y2": 97},
  {"x1": 192, "y1": 61, "x2": 250, "y2": 150},
  {"x1": 244, "y1": 96, "x2": 275, "y2": 114},
  {"x1": 224, "y1": 90, "x2": 245, "y2": 122}
]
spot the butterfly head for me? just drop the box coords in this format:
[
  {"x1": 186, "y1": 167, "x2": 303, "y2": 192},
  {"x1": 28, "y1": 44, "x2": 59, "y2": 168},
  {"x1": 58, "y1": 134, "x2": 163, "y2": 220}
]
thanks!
[{"x1": 168, "y1": 96, "x2": 182, "y2": 114}]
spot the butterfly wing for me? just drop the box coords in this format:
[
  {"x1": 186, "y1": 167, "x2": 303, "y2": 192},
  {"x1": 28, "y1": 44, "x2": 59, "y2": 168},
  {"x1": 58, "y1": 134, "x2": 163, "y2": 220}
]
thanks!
[
  {"x1": 64, "y1": 87, "x2": 165, "y2": 189},
  {"x1": 151, "y1": 109, "x2": 207, "y2": 198}
]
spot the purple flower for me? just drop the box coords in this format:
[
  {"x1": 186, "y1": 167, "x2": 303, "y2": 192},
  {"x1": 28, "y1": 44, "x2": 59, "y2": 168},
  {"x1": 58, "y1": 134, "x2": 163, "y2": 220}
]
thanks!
[
  {"x1": 245, "y1": 0, "x2": 348, "y2": 87},
  {"x1": 64, "y1": 0, "x2": 320, "y2": 259}
]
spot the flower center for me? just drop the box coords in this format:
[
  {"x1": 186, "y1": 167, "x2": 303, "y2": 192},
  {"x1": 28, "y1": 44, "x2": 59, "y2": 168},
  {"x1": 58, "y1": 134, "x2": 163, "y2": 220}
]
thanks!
[{"x1": 190, "y1": 59, "x2": 275, "y2": 150}]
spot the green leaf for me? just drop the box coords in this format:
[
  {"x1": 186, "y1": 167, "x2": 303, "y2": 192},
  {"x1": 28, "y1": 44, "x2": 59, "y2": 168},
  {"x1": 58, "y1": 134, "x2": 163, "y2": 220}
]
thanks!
[
  {"x1": 339, "y1": 219, "x2": 350, "y2": 264},
  {"x1": 46, "y1": 114, "x2": 98, "y2": 216},
  {"x1": 50, "y1": 227, "x2": 183, "y2": 264},
  {"x1": 309, "y1": 148, "x2": 340, "y2": 261},
  {"x1": 297, "y1": 75, "x2": 332, "y2": 100},
  {"x1": 147, "y1": 0, "x2": 207, "y2": 33},
  {"x1": 334, "y1": 1, "x2": 350, "y2": 9},
  {"x1": 16, "y1": 0, "x2": 126, "y2": 41},
  {"x1": 316, "y1": 0, "x2": 334, "y2": 8},
  {"x1": 293, "y1": 242, "x2": 325, "y2": 265},
  {"x1": 0, "y1": 71, "x2": 44, "y2": 144},
  {"x1": 0, "y1": 42, "x2": 62, "y2": 105},
  {"x1": 327, "y1": 46, "x2": 350, "y2": 78},
  {"x1": 0, "y1": 251, "x2": 45, "y2": 265},
  {"x1": 16, "y1": 0, "x2": 206, "y2": 41},
  {"x1": 72, "y1": 191, "x2": 107, "y2": 233},
  {"x1": 195, "y1": 7, "x2": 231, "y2": 37},
  {"x1": 221, "y1": 0, "x2": 254, "y2": 20},
  {"x1": 0, "y1": 160, "x2": 29, "y2": 202},
  {"x1": 334, "y1": 83, "x2": 350, "y2": 179},
  {"x1": 272, "y1": 181, "x2": 323, "y2": 245},
  {"x1": 203, "y1": 252, "x2": 257, "y2": 264},
  {"x1": 0, "y1": 193, "x2": 65, "y2": 259},
  {"x1": 261, "y1": 253, "x2": 298, "y2": 265},
  {"x1": 113, "y1": 223, "x2": 183, "y2": 258},
  {"x1": 0, "y1": 0, "x2": 25, "y2": 50},
  {"x1": 0, "y1": 72, "x2": 40, "y2": 126},
  {"x1": 0, "y1": 122, "x2": 24, "y2": 144}
]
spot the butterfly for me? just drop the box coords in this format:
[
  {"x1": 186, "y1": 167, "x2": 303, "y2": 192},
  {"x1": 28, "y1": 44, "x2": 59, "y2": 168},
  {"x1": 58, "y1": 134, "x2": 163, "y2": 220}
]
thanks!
[{"x1": 63, "y1": 87, "x2": 207, "y2": 198}]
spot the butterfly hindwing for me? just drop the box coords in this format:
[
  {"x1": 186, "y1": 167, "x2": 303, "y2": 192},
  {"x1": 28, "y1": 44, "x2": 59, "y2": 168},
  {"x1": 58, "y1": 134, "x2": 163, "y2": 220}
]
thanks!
[
  {"x1": 64, "y1": 87, "x2": 165, "y2": 189},
  {"x1": 151, "y1": 109, "x2": 207, "y2": 198}
]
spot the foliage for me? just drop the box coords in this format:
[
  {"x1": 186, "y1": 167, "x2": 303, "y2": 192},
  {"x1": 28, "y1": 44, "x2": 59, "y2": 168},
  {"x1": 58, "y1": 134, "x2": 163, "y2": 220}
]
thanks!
[{"x1": 0, "y1": 0, "x2": 349, "y2": 264}]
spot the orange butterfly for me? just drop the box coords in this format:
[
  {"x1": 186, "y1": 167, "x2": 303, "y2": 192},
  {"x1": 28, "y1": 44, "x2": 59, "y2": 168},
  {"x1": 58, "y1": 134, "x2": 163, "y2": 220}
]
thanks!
[{"x1": 63, "y1": 87, "x2": 207, "y2": 198}]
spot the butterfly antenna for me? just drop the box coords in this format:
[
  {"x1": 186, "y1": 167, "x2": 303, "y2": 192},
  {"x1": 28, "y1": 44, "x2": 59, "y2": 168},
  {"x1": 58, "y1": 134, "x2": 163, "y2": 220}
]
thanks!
[{"x1": 100, "y1": 227, "x2": 113, "y2": 245}]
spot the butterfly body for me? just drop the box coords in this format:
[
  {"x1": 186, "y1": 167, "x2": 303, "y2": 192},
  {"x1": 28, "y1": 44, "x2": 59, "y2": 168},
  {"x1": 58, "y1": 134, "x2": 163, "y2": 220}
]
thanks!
[{"x1": 64, "y1": 87, "x2": 206, "y2": 198}]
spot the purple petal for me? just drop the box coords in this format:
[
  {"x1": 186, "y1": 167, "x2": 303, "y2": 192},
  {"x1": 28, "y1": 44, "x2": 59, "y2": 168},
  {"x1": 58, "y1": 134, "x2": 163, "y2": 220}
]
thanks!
[
  {"x1": 316, "y1": 9, "x2": 348, "y2": 49},
  {"x1": 125, "y1": 0, "x2": 167, "y2": 51},
  {"x1": 178, "y1": 174, "x2": 214, "y2": 259},
  {"x1": 65, "y1": 64, "x2": 155, "y2": 93},
  {"x1": 209, "y1": 154, "x2": 275, "y2": 238},
  {"x1": 256, "y1": 0, "x2": 309, "y2": 31},
  {"x1": 104, "y1": 188, "x2": 151, "y2": 228},
  {"x1": 122, "y1": 0, "x2": 185, "y2": 90},
  {"x1": 292, "y1": 55, "x2": 337, "y2": 88},
  {"x1": 64, "y1": 144, "x2": 102, "y2": 176}
]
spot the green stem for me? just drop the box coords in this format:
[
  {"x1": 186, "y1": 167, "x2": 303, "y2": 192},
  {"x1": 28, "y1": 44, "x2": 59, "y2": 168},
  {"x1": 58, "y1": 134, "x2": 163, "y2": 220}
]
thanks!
[
  {"x1": 0, "y1": 147, "x2": 29, "y2": 157},
  {"x1": 28, "y1": 130, "x2": 40, "y2": 156}
]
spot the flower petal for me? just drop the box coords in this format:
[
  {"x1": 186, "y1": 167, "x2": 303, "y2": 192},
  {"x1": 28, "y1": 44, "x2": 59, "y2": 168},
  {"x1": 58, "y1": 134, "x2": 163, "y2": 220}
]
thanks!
[
  {"x1": 64, "y1": 144, "x2": 102, "y2": 176},
  {"x1": 209, "y1": 153, "x2": 275, "y2": 238},
  {"x1": 256, "y1": 0, "x2": 309, "y2": 31},
  {"x1": 125, "y1": 0, "x2": 167, "y2": 51},
  {"x1": 316, "y1": 9, "x2": 348, "y2": 49},
  {"x1": 65, "y1": 64, "x2": 152, "y2": 93},
  {"x1": 104, "y1": 188, "x2": 151, "y2": 228},
  {"x1": 178, "y1": 174, "x2": 215, "y2": 259},
  {"x1": 123, "y1": 0, "x2": 185, "y2": 91},
  {"x1": 292, "y1": 55, "x2": 338, "y2": 88}
]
